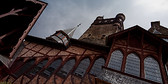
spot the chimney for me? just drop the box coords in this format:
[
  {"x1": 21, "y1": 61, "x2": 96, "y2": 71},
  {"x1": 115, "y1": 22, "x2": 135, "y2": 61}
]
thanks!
[{"x1": 151, "y1": 21, "x2": 160, "y2": 29}]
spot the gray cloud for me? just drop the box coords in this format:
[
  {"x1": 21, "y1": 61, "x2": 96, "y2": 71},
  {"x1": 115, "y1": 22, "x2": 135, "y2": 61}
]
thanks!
[{"x1": 29, "y1": 0, "x2": 168, "y2": 39}]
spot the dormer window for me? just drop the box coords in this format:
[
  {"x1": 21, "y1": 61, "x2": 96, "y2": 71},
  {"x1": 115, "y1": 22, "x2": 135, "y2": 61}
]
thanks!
[
  {"x1": 46, "y1": 24, "x2": 80, "y2": 47},
  {"x1": 56, "y1": 32, "x2": 69, "y2": 46},
  {"x1": 50, "y1": 32, "x2": 69, "y2": 46}
]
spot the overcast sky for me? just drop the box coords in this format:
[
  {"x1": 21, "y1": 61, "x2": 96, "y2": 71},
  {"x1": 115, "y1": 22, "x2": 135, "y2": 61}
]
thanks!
[{"x1": 29, "y1": 0, "x2": 168, "y2": 39}]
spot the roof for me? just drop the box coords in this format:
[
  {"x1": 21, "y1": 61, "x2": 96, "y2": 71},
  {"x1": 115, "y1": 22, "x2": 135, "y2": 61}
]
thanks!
[
  {"x1": 108, "y1": 25, "x2": 167, "y2": 45},
  {"x1": 26, "y1": 35, "x2": 109, "y2": 53},
  {"x1": 63, "y1": 24, "x2": 81, "y2": 38},
  {"x1": 0, "y1": 0, "x2": 47, "y2": 68}
]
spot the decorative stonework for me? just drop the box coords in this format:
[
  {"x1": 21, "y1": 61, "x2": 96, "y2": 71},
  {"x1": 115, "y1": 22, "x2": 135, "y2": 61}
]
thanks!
[
  {"x1": 31, "y1": 44, "x2": 44, "y2": 51},
  {"x1": 66, "y1": 46, "x2": 85, "y2": 55},
  {"x1": 99, "y1": 68, "x2": 151, "y2": 84},
  {"x1": 25, "y1": 42, "x2": 37, "y2": 49},
  {"x1": 58, "y1": 51, "x2": 70, "y2": 56},
  {"x1": 33, "y1": 53, "x2": 44, "y2": 57},
  {"x1": 85, "y1": 50, "x2": 100, "y2": 54},
  {"x1": 39, "y1": 47, "x2": 52, "y2": 54},
  {"x1": 19, "y1": 48, "x2": 29, "y2": 57},
  {"x1": 21, "y1": 50, "x2": 36, "y2": 57},
  {"x1": 47, "y1": 49, "x2": 60, "y2": 56}
]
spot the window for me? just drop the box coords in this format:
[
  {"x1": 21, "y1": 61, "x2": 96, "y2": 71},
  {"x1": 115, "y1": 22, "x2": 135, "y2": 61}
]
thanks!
[
  {"x1": 57, "y1": 33, "x2": 64, "y2": 39},
  {"x1": 12, "y1": 59, "x2": 35, "y2": 78},
  {"x1": 57, "y1": 59, "x2": 75, "y2": 78},
  {"x1": 74, "y1": 58, "x2": 90, "y2": 77},
  {"x1": 101, "y1": 35, "x2": 106, "y2": 39},
  {"x1": 51, "y1": 36, "x2": 61, "y2": 42},
  {"x1": 90, "y1": 58, "x2": 105, "y2": 77},
  {"x1": 144, "y1": 57, "x2": 162, "y2": 83},
  {"x1": 88, "y1": 34, "x2": 91, "y2": 37},
  {"x1": 108, "y1": 50, "x2": 123, "y2": 71},
  {"x1": 119, "y1": 18, "x2": 122, "y2": 22},
  {"x1": 125, "y1": 53, "x2": 140, "y2": 77},
  {"x1": 62, "y1": 37, "x2": 69, "y2": 46},
  {"x1": 26, "y1": 59, "x2": 48, "y2": 78},
  {"x1": 40, "y1": 59, "x2": 62, "y2": 78}
]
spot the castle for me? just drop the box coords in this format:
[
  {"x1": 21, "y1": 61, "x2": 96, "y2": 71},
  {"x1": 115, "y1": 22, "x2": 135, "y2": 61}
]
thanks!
[{"x1": 0, "y1": 0, "x2": 168, "y2": 84}]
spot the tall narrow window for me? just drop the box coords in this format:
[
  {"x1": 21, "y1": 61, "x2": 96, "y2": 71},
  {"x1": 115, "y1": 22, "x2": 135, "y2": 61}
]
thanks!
[
  {"x1": 74, "y1": 58, "x2": 90, "y2": 77},
  {"x1": 125, "y1": 53, "x2": 140, "y2": 77},
  {"x1": 12, "y1": 59, "x2": 35, "y2": 78},
  {"x1": 108, "y1": 50, "x2": 123, "y2": 71},
  {"x1": 26, "y1": 59, "x2": 48, "y2": 78},
  {"x1": 90, "y1": 58, "x2": 105, "y2": 77},
  {"x1": 144, "y1": 57, "x2": 162, "y2": 83},
  {"x1": 57, "y1": 59, "x2": 75, "y2": 78},
  {"x1": 40, "y1": 59, "x2": 62, "y2": 78}
]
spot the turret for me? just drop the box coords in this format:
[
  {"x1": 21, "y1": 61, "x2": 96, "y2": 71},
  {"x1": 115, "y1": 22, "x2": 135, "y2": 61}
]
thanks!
[
  {"x1": 79, "y1": 13, "x2": 125, "y2": 46},
  {"x1": 114, "y1": 13, "x2": 125, "y2": 31}
]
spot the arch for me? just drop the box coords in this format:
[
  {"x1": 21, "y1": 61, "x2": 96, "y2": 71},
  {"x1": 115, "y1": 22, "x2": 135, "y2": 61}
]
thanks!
[
  {"x1": 25, "y1": 59, "x2": 48, "y2": 78},
  {"x1": 12, "y1": 59, "x2": 35, "y2": 78},
  {"x1": 107, "y1": 50, "x2": 123, "y2": 71},
  {"x1": 74, "y1": 58, "x2": 90, "y2": 77},
  {"x1": 125, "y1": 53, "x2": 140, "y2": 77},
  {"x1": 90, "y1": 57, "x2": 105, "y2": 77},
  {"x1": 40, "y1": 58, "x2": 62, "y2": 78},
  {"x1": 57, "y1": 58, "x2": 75, "y2": 78},
  {"x1": 144, "y1": 56, "x2": 162, "y2": 83}
]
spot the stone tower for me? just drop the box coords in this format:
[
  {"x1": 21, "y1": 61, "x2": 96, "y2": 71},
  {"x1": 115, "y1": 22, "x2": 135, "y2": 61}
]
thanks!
[{"x1": 79, "y1": 13, "x2": 125, "y2": 46}]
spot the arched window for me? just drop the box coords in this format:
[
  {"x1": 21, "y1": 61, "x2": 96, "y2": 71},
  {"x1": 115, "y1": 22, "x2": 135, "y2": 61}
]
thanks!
[
  {"x1": 26, "y1": 59, "x2": 48, "y2": 78},
  {"x1": 57, "y1": 59, "x2": 75, "y2": 78},
  {"x1": 40, "y1": 59, "x2": 62, "y2": 78},
  {"x1": 144, "y1": 57, "x2": 162, "y2": 83},
  {"x1": 90, "y1": 58, "x2": 105, "y2": 77},
  {"x1": 74, "y1": 58, "x2": 90, "y2": 77},
  {"x1": 125, "y1": 53, "x2": 140, "y2": 77},
  {"x1": 108, "y1": 50, "x2": 123, "y2": 71},
  {"x1": 12, "y1": 59, "x2": 35, "y2": 78}
]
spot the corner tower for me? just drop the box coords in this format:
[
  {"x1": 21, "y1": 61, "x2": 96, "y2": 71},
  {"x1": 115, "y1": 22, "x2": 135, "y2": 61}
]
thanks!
[{"x1": 79, "y1": 13, "x2": 125, "y2": 46}]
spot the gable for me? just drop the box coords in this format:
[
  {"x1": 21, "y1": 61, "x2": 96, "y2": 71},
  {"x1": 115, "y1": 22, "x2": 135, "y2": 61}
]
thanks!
[{"x1": 108, "y1": 25, "x2": 166, "y2": 55}]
